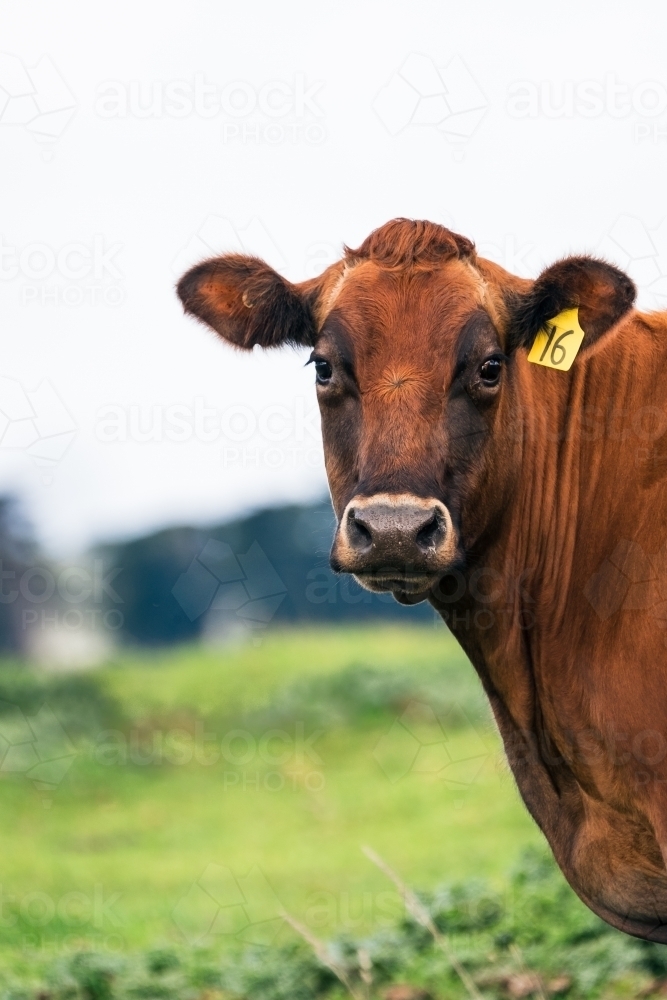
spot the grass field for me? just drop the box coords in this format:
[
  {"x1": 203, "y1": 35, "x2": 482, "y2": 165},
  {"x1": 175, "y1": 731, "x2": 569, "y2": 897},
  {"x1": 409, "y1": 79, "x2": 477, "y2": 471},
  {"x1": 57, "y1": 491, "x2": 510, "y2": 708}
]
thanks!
[{"x1": 0, "y1": 626, "x2": 660, "y2": 998}]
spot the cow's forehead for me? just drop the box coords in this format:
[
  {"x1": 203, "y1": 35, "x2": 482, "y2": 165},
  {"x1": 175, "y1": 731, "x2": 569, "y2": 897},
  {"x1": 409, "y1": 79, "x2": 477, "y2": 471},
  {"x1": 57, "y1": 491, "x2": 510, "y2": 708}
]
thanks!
[{"x1": 316, "y1": 257, "x2": 489, "y2": 363}]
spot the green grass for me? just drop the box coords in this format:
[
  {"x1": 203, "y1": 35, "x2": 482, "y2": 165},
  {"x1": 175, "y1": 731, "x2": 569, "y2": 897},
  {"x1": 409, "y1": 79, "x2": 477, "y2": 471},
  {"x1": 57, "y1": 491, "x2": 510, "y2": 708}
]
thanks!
[
  {"x1": 0, "y1": 627, "x2": 539, "y2": 951},
  {"x1": 0, "y1": 625, "x2": 656, "y2": 998},
  {"x1": 97, "y1": 624, "x2": 475, "y2": 719}
]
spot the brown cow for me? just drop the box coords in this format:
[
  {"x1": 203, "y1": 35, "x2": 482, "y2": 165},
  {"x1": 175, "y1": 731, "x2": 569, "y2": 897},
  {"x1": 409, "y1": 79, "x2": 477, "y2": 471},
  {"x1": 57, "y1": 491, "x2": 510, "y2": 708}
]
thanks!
[{"x1": 178, "y1": 218, "x2": 667, "y2": 942}]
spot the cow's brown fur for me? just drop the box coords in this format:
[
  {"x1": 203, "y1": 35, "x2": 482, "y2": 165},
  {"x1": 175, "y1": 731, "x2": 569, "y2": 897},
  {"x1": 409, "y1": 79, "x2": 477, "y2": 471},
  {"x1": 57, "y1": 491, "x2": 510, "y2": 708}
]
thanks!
[
  {"x1": 178, "y1": 218, "x2": 667, "y2": 941},
  {"x1": 344, "y1": 217, "x2": 475, "y2": 268}
]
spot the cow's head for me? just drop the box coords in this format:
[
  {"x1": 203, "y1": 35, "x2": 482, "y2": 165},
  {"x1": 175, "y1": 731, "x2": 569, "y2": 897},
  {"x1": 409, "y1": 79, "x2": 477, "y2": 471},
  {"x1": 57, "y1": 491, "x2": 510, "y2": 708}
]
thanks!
[{"x1": 177, "y1": 219, "x2": 635, "y2": 602}]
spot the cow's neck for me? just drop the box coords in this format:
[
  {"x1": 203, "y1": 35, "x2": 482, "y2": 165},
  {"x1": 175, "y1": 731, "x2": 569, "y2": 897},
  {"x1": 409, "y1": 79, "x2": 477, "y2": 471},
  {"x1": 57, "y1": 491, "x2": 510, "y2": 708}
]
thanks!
[{"x1": 441, "y1": 314, "x2": 664, "y2": 740}]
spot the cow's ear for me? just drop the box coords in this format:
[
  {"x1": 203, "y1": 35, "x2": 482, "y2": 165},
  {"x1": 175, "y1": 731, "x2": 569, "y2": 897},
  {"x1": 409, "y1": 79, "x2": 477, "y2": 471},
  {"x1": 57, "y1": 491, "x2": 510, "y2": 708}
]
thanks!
[
  {"x1": 177, "y1": 255, "x2": 319, "y2": 350},
  {"x1": 508, "y1": 256, "x2": 636, "y2": 355}
]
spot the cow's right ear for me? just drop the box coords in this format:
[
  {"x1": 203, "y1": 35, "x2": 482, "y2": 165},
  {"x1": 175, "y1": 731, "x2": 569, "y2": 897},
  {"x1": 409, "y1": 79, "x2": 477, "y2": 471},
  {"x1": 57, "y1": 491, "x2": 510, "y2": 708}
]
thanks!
[
  {"x1": 177, "y1": 255, "x2": 320, "y2": 350},
  {"x1": 506, "y1": 256, "x2": 636, "y2": 356}
]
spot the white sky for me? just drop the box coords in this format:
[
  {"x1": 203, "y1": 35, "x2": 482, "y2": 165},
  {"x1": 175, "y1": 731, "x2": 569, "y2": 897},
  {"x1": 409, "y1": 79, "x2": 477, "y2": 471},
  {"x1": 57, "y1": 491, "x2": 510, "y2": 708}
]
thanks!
[{"x1": 2, "y1": 0, "x2": 667, "y2": 555}]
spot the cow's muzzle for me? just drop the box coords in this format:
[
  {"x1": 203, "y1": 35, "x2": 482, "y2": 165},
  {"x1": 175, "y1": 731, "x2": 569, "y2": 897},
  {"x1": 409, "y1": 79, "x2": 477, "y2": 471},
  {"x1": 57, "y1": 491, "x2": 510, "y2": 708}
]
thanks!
[{"x1": 330, "y1": 493, "x2": 456, "y2": 595}]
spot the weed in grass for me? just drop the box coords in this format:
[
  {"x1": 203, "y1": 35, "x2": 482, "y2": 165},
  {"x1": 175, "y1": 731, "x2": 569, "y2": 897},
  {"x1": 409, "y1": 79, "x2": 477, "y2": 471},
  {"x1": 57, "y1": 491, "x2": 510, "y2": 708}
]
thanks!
[{"x1": 0, "y1": 849, "x2": 664, "y2": 999}]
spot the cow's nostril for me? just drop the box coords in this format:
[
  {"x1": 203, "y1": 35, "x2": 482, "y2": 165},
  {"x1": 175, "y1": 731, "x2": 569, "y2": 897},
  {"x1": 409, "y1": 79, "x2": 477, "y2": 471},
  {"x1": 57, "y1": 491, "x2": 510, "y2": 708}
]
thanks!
[
  {"x1": 347, "y1": 508, "x2": 373, "y2": 551},
  {"x1": 415, "y1": 511, "x2": 442, "y2": 551}
]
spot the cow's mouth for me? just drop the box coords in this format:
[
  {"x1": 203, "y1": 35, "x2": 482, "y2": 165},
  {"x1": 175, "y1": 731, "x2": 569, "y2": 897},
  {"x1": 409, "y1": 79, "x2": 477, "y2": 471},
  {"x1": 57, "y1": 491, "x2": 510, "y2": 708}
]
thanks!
[{"x1": 351, "y1": 570, "x2": 441, "y2": 598}]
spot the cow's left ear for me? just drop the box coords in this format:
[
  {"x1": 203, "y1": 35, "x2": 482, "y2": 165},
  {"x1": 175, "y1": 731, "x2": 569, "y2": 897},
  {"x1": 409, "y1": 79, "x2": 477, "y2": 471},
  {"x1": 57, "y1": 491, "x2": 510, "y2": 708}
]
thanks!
[{"x1": 507, "y1": 256, "x2": 636, "y2": 355}]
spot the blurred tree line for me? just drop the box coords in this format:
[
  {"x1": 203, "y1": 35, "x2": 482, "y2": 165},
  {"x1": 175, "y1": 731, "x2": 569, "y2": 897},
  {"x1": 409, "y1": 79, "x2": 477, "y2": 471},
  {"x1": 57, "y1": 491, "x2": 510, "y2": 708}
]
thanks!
[
  {"x1": 0, "y1": 496, "x2": 38, "y2": 654},
  {"x1": 0, "y1": 495, "x2": 431, "y2": 656},
  {"x1": 97, "y1": 497, "x2": 432, "y2": 646}
]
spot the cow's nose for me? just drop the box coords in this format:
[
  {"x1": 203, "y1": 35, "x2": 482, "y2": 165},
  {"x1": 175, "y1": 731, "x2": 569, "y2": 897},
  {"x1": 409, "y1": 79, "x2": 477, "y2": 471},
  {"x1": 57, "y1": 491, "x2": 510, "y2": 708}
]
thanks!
[
  {"x1": 331, "y1": 494, "x2": 454, "y2": 587},
  {"x1": 346, "y1": 502, "x2": 444, "y2": 557}
]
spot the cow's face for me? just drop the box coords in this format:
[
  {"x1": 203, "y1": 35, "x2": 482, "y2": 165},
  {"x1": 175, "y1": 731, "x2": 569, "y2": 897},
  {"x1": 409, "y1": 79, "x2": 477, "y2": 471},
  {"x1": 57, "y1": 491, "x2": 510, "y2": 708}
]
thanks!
[
  {"x1": 178, "y1": 219, "x2": 635, "y2": 601},
  {"x1": 310, "y1": 254, "x2": 510, "y2": 596}
]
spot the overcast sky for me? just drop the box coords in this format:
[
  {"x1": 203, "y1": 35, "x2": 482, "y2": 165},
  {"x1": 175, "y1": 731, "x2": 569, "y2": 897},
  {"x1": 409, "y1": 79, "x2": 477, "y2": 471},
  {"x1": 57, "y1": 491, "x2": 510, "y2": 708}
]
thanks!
[{"x1": 2, "y1": 0, "x2": 667, "y2": 555}]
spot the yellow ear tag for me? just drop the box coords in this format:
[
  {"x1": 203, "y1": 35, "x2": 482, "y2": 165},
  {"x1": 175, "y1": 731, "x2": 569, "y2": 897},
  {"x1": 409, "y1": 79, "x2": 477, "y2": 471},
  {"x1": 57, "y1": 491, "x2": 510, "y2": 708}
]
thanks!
[{"x1": 527, "y1": 307, "x2": 585, "y2": 371}]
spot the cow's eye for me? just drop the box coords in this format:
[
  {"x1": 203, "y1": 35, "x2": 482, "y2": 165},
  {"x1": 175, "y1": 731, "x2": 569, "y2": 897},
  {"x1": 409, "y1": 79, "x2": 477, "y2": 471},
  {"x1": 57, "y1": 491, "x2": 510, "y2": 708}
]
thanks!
[
  {"x1": 314, "y1": 359, "x2": 333, "y2": 384},
  {"x1": 479, "y1": 357, "x2": 502, "y2": 385}
]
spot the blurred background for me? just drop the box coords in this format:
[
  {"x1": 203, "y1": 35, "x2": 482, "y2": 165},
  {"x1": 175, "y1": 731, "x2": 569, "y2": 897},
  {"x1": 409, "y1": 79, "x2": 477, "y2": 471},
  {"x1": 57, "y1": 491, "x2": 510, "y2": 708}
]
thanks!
[{"x1": 2, "y1": 1, "x2": 667, "y2": 996}]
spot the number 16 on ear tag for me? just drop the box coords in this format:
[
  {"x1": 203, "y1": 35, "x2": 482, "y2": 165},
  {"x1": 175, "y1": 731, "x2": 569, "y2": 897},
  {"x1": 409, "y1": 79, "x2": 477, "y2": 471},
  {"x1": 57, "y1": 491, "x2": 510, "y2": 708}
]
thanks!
[{"x1": 527, "y1": 307, "x2": 585, "y2": 371}]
